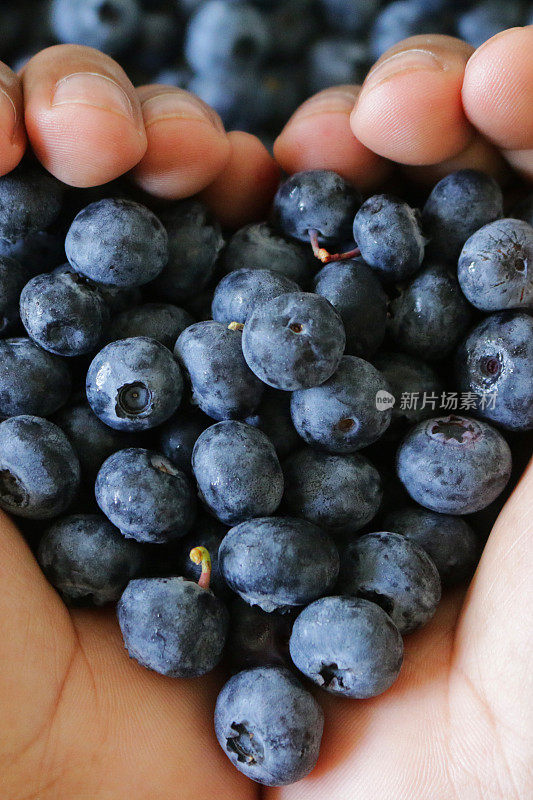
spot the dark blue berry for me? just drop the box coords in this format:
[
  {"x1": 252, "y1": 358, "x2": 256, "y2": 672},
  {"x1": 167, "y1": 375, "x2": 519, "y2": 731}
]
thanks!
[
  {"x1": 0, "y1": 337, "x2": 71, "y2": 418},
  {"x1": 157, "y1": 408, "x2": 210, "y2": 476},
  {"x1": 107, "y1": 303, "x2": 194, "y2": 350},
  {"x1": 0, "y1": 161, "x2": 64, "y2": 242},
  {"x1": 212, "y1": 269, "x2": 299, "y2": 325},
  {"x1": 0, "y1": 256, "x2": 28, "y2": 334},
  {"x1": 221, "y1": 223, "x2": 311, "y2": 286},
  {"x1": 373, "y1": 352, "x2": 444, "y2": 431},
  {"x1": 245, "y1": 389, "x2": 300, "y2": 459}
]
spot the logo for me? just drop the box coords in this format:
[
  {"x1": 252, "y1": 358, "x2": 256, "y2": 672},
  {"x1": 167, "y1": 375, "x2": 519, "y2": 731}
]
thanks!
[{"x1": 375, "y1": 390, "x2": 395, "y2": 411}]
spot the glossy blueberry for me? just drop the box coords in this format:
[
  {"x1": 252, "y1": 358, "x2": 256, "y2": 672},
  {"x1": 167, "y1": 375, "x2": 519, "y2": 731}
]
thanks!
[
  {"x1": 337, "y1": 531, "x2": 441, "y2": 634},
  {"x1": 219, "y1": 516, "x2": 339, "y2": 612},
  {"x1": 107, "y1": 303, "x2": 194, "y2": 349},
  {"x1": 307, "y1": 37, "x2": 369, "y2": 93},
  {"x1": 118, "y1": 576, "x2": 229, "y2": 677},
  {"x1": 289, "y1": 596, "x2": 403, "y2": 697},
  {"x1": 227, "y1": 599, "x2": 296, "y2": 671},
  {"x1": 353, "y1": 194, "x2": 425, "y2": 281},
  {"x1": 456, "y1": 0, "x2": 527, "y2": 49},
  {"x1": 455, "y1": 311, "x2": 533, "y2": 431},
  {"x1": 283, "y1": 448, "x2": 382, "y2": 537},
  {"x1": 0, "y1": 256, "x2": 28, "y2": 333},
  {"x1": 383, "y1": 506, "x2": 478, "y2": 586},
  {"x1": 38, "y1": 513, "x2": 143, "y2": 605},
  {"x1": 273, "y1": 170, "x2": 361, "y2": 247},
  {"x1": 50, "y1": 0, "x2": 142, "y2": 55},
  {"x1": 221, "y1": 223, "x2": 311, "y2": 286},
  {"x1": 174, "y1": 514, "x2": 231, "y2": 599},
  {"x1": 0, "y1": 230, "x2": 64, "y2": 276},
  {"x1": 291, "y1": 355, "x2": 392, "y2": 452},
  {"x1": 512, "y1": 193, "x2": 533, "y2": 227},
  {"x1": 175, "y1": 321, "x2": 264, "y2": 421},
  {"x1": 0, "y1": 161, "x2": 63, "y2": 242},
  {"x1": 314, "y1": 259, "x2": 387, "y2": 358},
  {"x1": 245, "y1": 389, "x2": 300, "y2": 459},
  {"x1": 458, "y1": 219, "x2": 533, "y2": 311},
  {"x1": 388, "y1": 263, "x2": 472, "y2": 361},
  {"x1": 212, "y1": 269, "x2": 299, "y2": 325},
  {"x1": 242, "y1": 292, "x2": 345, "y2": 391},
  {"x1": 192, "y1": 421, "x2": 283, "y2": 525},
  {"x1": 215, "y1": 666, "x2": 323, "y2": 786},
  {"x1": 157, "y1": 408, "x2": 210, "y2": 475},
  {"x1": 96, "y1": 448, "x2": 195, "y2": 543},
  {"x1": 0, "y1": 415, "x2": 80, "y2": 519},
  {"x1": 86, "y1": 337, "x2": 183, "y2": 431},
  {"x1": 319, "y1": 0, "x2": 381, "y2": 35},
  {"x1": 371, "y1": 0, "x2": 448, "y2": 60},
  {"x1": 422, "y1": 169, "x2": 503, "y2": 263},
  {"x1": 65, "y1": 199, "x2": 168, "y2": 288},
  {"x1": 397, "y1": 415, "x2": 512, "y2": 514},
  {"x1": 373, "y1": 352, "x2": 444, "y2": 431},
  {"x1": 0, "y1": 337, "x2": 71, "y2": 418}
]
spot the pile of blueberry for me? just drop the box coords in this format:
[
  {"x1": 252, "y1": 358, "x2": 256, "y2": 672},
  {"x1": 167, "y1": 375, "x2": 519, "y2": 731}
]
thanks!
[
  {"x1": 3, "y1": 0, "x2": 533, "y2": 139},
  {"x1": 0, "y1": 160, "x2": 532, "y2": 787}
]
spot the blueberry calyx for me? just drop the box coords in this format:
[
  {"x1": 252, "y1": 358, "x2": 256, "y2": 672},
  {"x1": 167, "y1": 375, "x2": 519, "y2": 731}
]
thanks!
[
  {"x1": 428, "y1": 416, "x2": 480, "y2": 445},
  {"x1": 115, "y1": 382, "x2": 153, "y2": 417},
  {"x1": 226, "y1": 722, "x2": 264, "y2": 766},
  {"x1": 0, "y1": 468, "x2": 28, "y2": 508}
]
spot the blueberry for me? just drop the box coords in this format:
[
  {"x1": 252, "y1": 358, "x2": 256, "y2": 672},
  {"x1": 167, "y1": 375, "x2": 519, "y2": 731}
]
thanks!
[
  {"x1": 86, "y1": 337, "x2": 183, "y2": 431},
  {"x1": 173, "y1": 514, "x2": 231, "y2": 600},
  {"x1": 188, "y1": 69, "x2": 268, "y2": 133},
  {"x1": 175, "y1": 321, "x2": 264, "y2": 420},
  {"x1": 0, "y1": 256, "x2": 28, "y2": 334},
  {"x1": 157, "y1": 408, "x2": 210, "y2": 475},
  {"x1": 289, "y1": 596, "x2": 403, "y2": 697},
  {"x1": 373, "y1": 352, "x2": 444, "y2": 431},
  {"x1": 227, "y1": 599, "x2": 296, "y2": 671},
  {"x1": 353, "y1": 194, "x2": 425, "y2": 281},
  {"x1": 219, "y1": 516, "x2": 339, "y2": 612},
  {"x1": 383, "y1": 506, "x2": 478, "y2": 586},
  {"x1": 0, "y1": 337, "x2": 71, "y2": 418},
  {"x1": 118, "y1": 575, "x2": 229, "y2": 677},
  {"x1": 50, "y1": 0, "x2": 142, "y2": 55},
  {"x1": 148, "y1": 201, "x2": 224, "y2": 302},
  {"x1": 192, "y1": 421, "x2": 283, "y2": 525},
  {"x1": 458, "y1": 219, "x2": 533, "y2": 312},
  {"x1": 512, "y1": 193, "x2": 533, "y2": 227},
  {"x1": 388, "y1": 263, "x2": 472, "y2": 361},
  {"x1": 422, "y1": 169, "x2": 503, "y2": 264},
  {"x1": 319, "y1": 0, "x2": 382, "y2": 35},
  {"x1": 337, "y1": 531, "x2": 441, "y2": 634},
  {"x1": 396, "y1": 415, "x2": 512, "y2": 514},
  {"x1": 96, "y1": 448, "x2": 196, "y2": 543},
  {"x1": 38, "y1": 513, "x2": 143, "y2": 605},
  {"x1": 314, "y1": 259, "x2": 387, "y2": 358},
  {"x1": 283, "y1": 448, "x2": 382, "y2": 537},
  {"x1": 370, "y1": 0, "x2": 449, "y2": 60},
  {"x1": 245, "y1": 389, "x2": 300, "y2": 459},
  {"x1": 242, "y1": 292, "x2": 346, "y2": 391},
  {"x1": 308, "y1": 37, "x2": 370, "y2": 93},
  {"x1": 0, "y1": 229, "x2": 65, "y2": 275},
  {"x1": 0, "y1": 161, "x2": 63, "y2": 242},
  {"x1": 221, "y1": 223, "x2": 311, "y2": 286},
  {"x1": 212, "y1": 269, "x2": 299, "y2": 325},
  {"x1": 273, "y1": 170, "x2": 361, "y2": 247},
  {"x1": 215, "y1": 666, "x2": 323, "y2": 786},
  {"x1": 456, "y1": 0, "x2": 527, "y2": 49},
  {"x1": 0, "y1": 415, "x2": 80, "y2": 519},
  {"x1": 291, "y1": 355, "x2": 392, "y2": 452},
  {"x1": 455, "y1": 311, "x2": 533, "y2": 431},
  {"x1": 65, "y1": 199, "x2": 168, "y2": 288},
  {"x1": 107, "y1": 303, "x2": 194, "y2": 350}
]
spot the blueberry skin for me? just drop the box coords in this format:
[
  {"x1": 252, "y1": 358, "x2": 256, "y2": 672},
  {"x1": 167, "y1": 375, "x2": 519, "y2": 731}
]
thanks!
[
  {"x1": 38, "y1": 513, "x2": 143, "y2": 605},
  {"x1": 314, "y1": 259, "x2": 387, "y2": 358},
  {"x1": 0, "y1": 337, "x2": 71, "y2": 418},
  {"x1": 245, "y1": 389, "x2": 300, "y2": 460},
  {"x1": 289, "y1": 596, "x2": 403, "y2": 698},
  {"x1": 0, "y1": 162, "x2": 63, "y2": 242},
  {"x1": 148, "y1": 201, "x2": 224, "y2": 302},
  {"x1": 96, "y1": 448, "x2": 196, "y2": 544},
  {"x1": 373, "y1": 352, "x2": 444, "y2": 430},
  {"x1": 221, "y1": 223, "x2": 311, "y2": 286},
  {"x1": 388, "y1": 263, "x2": 472, "y2": 361},
  {"x1": 396, "y1": 415, "x2": 512, "y2": 514},
  {"x1": 383, "y1": 506, "x2": 478, "y2": 586},
  {"x1": 337, "y1": 531, "x2": 441, "y2": 634},
  {"x1": 0, "y1": 415, "x2": 80, "y2": 519},
  {"x1": 118, "y1": 577, "x2": 229, "y2": 678},
  {"x1": 242, "y1": 292, "x2": 346, "y2": 391},
  {"x1": 455, "y1": 311, "x2": 533, "y2": 431},
  {"x1": 227, "y1": 599, "x2": 296, "y2": 671},
  {"x1": 458, "y1": 219, "x2": 533, "y2": 312},
  {"x1": 319, "y1": 0, "x2": 381, "y2": 35},
  {"x1": 291, "y1": 355, "x2": 392, "y2": 452},
  {"x1": 86, "y1": 337, "x2": 183, "y2": 431},
  {"x1": 157, "y1": 408, "x2": 210, "y2": 475},
  {"x1": 212, "y1": 269, "x2": 299, "y2": 325},
  {"x1": 456, "y1": 0, "x2": 527, "y2": 49},
  {"x1": 273, "y1": 170, "x2": 362, "y2": 246},
  {"x1": 0, "y1": 229, "x2": 65, "y2": 276},
  {"x1": 174, "y1": 515, "x2": 231, "y2": 600},
  {"x1": 512, "y1": 193, "x2": 533, "y2": 227},
  {"x1": 20, "y1": 270, "x2": 110, "y2": 357},
  {"x1": 175, "y1": 321, "x2": 264, "y2": 421},
  {"x1": 370, "y1": 0, "x2": 448, "y2": 60},
  {"x1": 422, "y1": 169, "x2": 503, "y2": 264},
  {"x1": 188, "y1": 69, "x2": 268, "y2": 133},
  {"x1": 192, "y1": 421, "x2": 284, "y2": 525},
  {"x1": 215, "y1": 666, "x2": 323, "y2": 786},
  {"x1": 353, "y1": 194, "x2": 425, "y2": 281},
  {"x1": 65, "y1": 199, "x2": 168, "y2": 288},
  {"x1": 283, "y1": 449, "x2": 382, "y2": 537},
  {"x1": 50, "y1": 0, "x2": 142, "y2": 55},
  {"x1": 0, "y1": 256, "x2": 28, "y2": 333},
  {"x1": 308, "y1": 37, "x2": 370, "y2": 93},
  {"x1": 107, "y1": 303, "x2": 194, "y2": 350},
  {"x1": 219, "y1": 516, "x2": 339, "y2": 612}
]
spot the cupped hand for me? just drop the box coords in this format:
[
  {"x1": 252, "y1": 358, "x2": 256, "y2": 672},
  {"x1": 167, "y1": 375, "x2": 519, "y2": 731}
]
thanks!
[{"x1": 0, "y1": 28, "x2": 532, "y2": 800}]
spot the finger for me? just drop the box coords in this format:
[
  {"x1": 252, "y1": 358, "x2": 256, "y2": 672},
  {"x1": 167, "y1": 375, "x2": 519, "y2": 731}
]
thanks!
[
  {"x1": 462, "y1": 26, "x2": 533, "y2": 180},
  {"x1": 22, "y1": 45, "x2": 147, "y2": 187},
  {"x1": 351, "y1": 35, "x2": 475, "y2": 165},
  {"x1": 199, "y1": 131, "x2": 280, "y2": 229},
  {"x1": 0, "y1": 62, "x2": 25, "y2": 175},
  {"x1": 132, "y1": 85, "x2": 231, "y2": 200}
]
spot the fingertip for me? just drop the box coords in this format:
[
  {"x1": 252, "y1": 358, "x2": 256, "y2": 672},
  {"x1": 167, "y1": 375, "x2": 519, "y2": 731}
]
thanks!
[{"x1": 0, "y1": 62, "x2": 26, "y2": 176}]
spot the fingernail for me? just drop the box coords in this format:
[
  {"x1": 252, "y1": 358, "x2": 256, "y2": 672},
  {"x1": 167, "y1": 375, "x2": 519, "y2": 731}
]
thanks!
[
  {"x1": 364, "y1": 49, "x2": 445, "y2": 91},
  {"x1": 141, "y1": 91, "x2": 225, "y2": 133},
  {"x1": 0, "y1": 88, "x2": 17, "y2": 141},
  {"x1": 52, "y1": 72, "x2": 134, "y2": 121},
  {"x1": 287, "y1": 89, "x2": 360, "y2": 122}
]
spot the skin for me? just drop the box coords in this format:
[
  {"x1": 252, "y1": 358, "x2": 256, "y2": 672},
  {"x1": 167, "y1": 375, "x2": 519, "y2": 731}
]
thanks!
[{"x1": 0, "y1": 27, "x2": 532, "y2": 800}]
